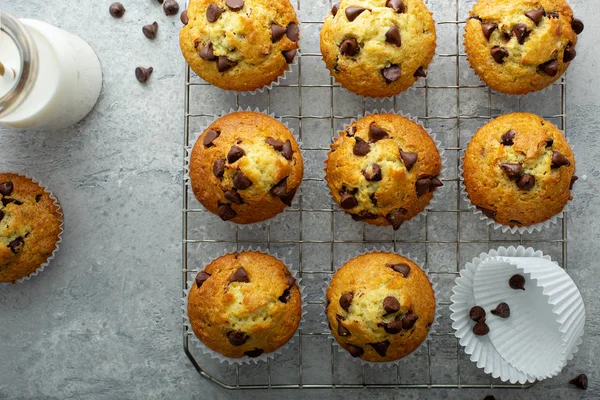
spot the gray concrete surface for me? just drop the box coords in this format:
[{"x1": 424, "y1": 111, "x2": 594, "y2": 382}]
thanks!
[{"x1": 0, "y1": 0, "x2": 598, "y2": 399}]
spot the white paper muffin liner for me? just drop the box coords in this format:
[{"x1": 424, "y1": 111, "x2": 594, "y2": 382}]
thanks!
[
  {"x1": 182, "y1": 246, "x2": 307, "y2": 365},
  {"x1": 185, "y1": 107, "x2": 304, "y2": 231},
  {"x1": 321, "y1": 248, "x2": 440, "y2": 368},
  {"x1": 450, "y1": 246, "x2": 585, "y2": 383},
  {"x1": 0, "y1": 172, "x2": 64, "y2": 285},
  {"x1": 324, "y1": 109, "x2": 447, "y2": 233}
]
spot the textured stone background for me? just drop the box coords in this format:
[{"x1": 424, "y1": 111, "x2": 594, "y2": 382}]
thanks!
[{"x1": 0, "y1": 0, "x2": 598, "y2": 399}]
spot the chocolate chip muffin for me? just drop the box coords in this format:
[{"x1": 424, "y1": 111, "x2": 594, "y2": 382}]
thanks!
[
  {"x1": 320, "y1": 0, "x2": 436, "y2": 98},
  {"x1": 326, "y1": 252, "x2": 435, "y2": 362},
  {"x1": 180, "y1": 0, "x2": 299, "y2": 92},
  {"x1": 189, "y1": 111, "x2": 303, "y2": 224},
  {"x1": 0, "y1": 174, "x2": 62, "y2": 283},
  {"x1": 187, "y1": 251, "x2": 301, "y2": 359},
  {"x1": 464, "y1": 0, "x2": 583, "y2": 95},
  {"x1": 325, "y1": 114, "x2": 442, "y2": 230},
  {"x1": 463, "y1": 112, "x2": 576, "y2": 228}
]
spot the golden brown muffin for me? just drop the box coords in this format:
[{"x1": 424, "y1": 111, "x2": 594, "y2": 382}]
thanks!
[
  {"x1": 0, "y1": 174, "x2": 62, "y2": 283},
  {"x1": 326, "y1": 252, "x2": 435, "y2": 362},
  {"x1": 320, "y1": 0, "x2": 436, "y2": 98},
  {"x1": 463, "y1": 112, "x2": 576, "y2": 228},
  {"x1": 189, "y1": 111, "x2": 303, "y2": 224},
  {"x1": 325, "y1": 114, "x2": 442, "y2": 230},
  {"x1": 187, "y1": 251, "x2": 301, "y2": 359},
  {"x1": 180, "y1": 0, "x2": 299, "y2": 92},
  {"x1": 464, "y1": 0, "x2": 583, "y2": 95}
]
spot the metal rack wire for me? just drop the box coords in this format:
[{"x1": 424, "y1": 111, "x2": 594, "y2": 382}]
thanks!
[{"x1": 182, "y1": 0, "x2": 567, "y2": 390}]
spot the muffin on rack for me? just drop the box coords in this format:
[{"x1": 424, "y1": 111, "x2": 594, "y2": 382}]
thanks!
[
  {"x1": 464, "y1": 0, "x2": 583, "y2": 95},
  {"x1": 189, "y1": 111, "x2": 303, "y2": 225},
  {"x1": 0, "y1": 173, "x2": 62, "y2": 283},
  {"x1": 320, "y1": 0, "x2": 436, "y2": 98},
  {"x1": 180, "y1": 0, "x2": 299, "y2": 92},
  {"x1": 324, "y1": 113, "x2": 442, "y2": 230},
  {"x1": 462, "y1": 112, "x2": 576, "y2": 228},
  {"x1": 187, "y1": 251, "x2": 301, "y2": 359},
  {"x1": 326, "y1": 252, "x2": 435, "y2": 362}
]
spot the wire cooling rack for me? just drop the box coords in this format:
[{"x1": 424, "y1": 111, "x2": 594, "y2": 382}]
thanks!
[{"x1": 182, "y1": 0, "x2": 568, "y2": 390}]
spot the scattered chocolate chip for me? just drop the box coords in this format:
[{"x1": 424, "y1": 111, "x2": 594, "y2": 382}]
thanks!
[
  {"x1": 570, "y1": 175, "x2": 578, "y2": 190},
  {"x1": 180, "y1": 10, "x2": 189, "y2": 25},
  {"x1": 571, "y1": 18, "x2": 584, "y2": 35},
  {"x1": 491, "y1": 302, "x2": 510, "y2": 318},
  {"x1": 195, "y1": 271, "x2": 211, "y2": 288},
  {"x1": 199, "y1": 42, "x2": 216, "y2": 60},
  {"x1": 286, "y1": 23, "x2": 299, "y2": 42},
  {"x1": 339, "y1": 292, "x2": 354, "y2": 311},
  {"x1": 491, "y1": 46, "x2": 509, "y2": 63},
  {"x1": 369, "y1": 192, "x2": 378, "y2": 207},
  {"x1": 386, "y1": 208, "x2": 407, "y2": 230},
  {"x1": 477, "y1": 206, "x2": 496, "y2": 218},
  {"x1": 388, "y1": 263, "x2": 410, "y2": 277},
  {"x1": 271, "y1": 24, "x2": 287, "y2": 42},
  {"x1": 413, "y1": 66, "x2": 427, "y2": 78},
  {"x1": 278, "y1": 288, "x2": 291, "y2": 303},
  {"x1": 226, "y1": 0, "x2": 244, "y2": 11},
  {"x1": 206, "y1": 4, "x2": 224, "y2": 22},
  {"x1": 280, "y1": 189, "x2": 297, "y2": 207},
  {"x1": 340, "y1": 38, "x2": 359, "y2": 56},
  {"x1": 569, "y1": 373, "x2": 588, "y2": 390},
  {"x1": 227, "y1": 330, "x2": 249, "y2": 346},
  {"x1": 0, "y1": 210, "x2": 4, "y2": 222},
  {"x1": 383, "y1": 320, "x2": 403, "y2": 334},
  {"x1": 244, "y1": 348, "x2": 263, "y2": 357},
  {"x1": 229, "y1": 267, "x2": 249, "y2": 283},
  {"x1": 135, "y1": 67, "x2": 153, "y2": 83},
  {"x1": 509, "y1": 274, "x2": 526, "y2": 290},
  {"x1": 282, "y1": 49, "x2": 297, "y2": 64},
  {"x1": 331, "y1": 2, "x2": 340, "y2": 16},
  {"x1": 369, "y1": 340, "x2": 390, "y2": 357},
  {"x1": 217, "y1": 57, "x2": 238, "y2": 72},
  {"x1": 563, "y1": 43, "x2": 576, "y2": 62},
  {"x1": 546, "y1": 138, "x2": 554, "y2": 147},
  {"x1": 353, "y1": 137, "x2": 371, "y2": 156},
  {"x1": 430, "y1": 177, "x2": 443, "y2": 190},
  {"x1": 347, "y1": 344, "x2": 364, "y2": 357},
  {"x1": 0, "y1": 181, "x2": 14, "y2": 196},
  {"x1": 233, "y1": 171, "x2": 252, "y2": 190},
  {"x1": 402, "y1": 313, "x2": 418, "y2": 330},
  {"x1": 340, "y1": 193, "x2": 358, "y2": 209},
  {"x1": 481, "y1": 23, "x2": 498, "y2": 40},
  {"x1": 281, "y1": 140, "x2": 293, "y2": 160},
  {"x1": 369, "y1": 124, "x2": 388, "y2": 142},
  {"x1": 346, "y1": 126, "x2": 356, "y2": 137},
  {"x1": 415, "y1": 176, "x2": 431, "y2": 197},
  {"x1": 338, "y1": 321, "x2": 351, "y2": 336},
  {"x1": 516, "y1": 173, "x2": 535, "y2": 190},
  {"x1": 265, "y1": 137, "x2": 284, "y2": 151},
  {"x1": 345, "y1": 6, "x2": 366, "y2": 21},
  {"x1": 363, "y1": 164, "x2": 382, "y2": 182},
  {"x1": 382, "y1": 64, "x2": 401, "y2": 83},
  {"x1": 385, "y1": 25, "x2": 401, "y2": 47},
  {"x1": 213, "y1": 159, "x2": 226, "y2": 178},
  {"x1": 469, "y1": 306, "x2": 486, "y2": 322},
  {"x1": 551, "y1": 150, "x2": 571, "y2": 168},
  {"x1": 386, "y1": 0, "x2": 405, "y2": 13},
  {"x1": 270, "y1": 178, "x2": 288, "y2": 199},
  {"x1": 224, "y1": 190, "x2": 244, "y2": 205},
  {"x1": 1, "y1": 198, "x2": 22, "y2": 206},
  {"x1": 8, "y1": 237, "x2": 24, "y2": 254},
  {"x1": 218, "y1": 204, "x2": 237, "y2": 221},
  {"x1": 227, "y1": 145, "x2": 245, "y2": 163},
  {"x1": 109, "y1": 2, "x2": 126, "y2": 18},
  {"x1": 547, "y1": 12, "x2": 559, "y2": 19},
  {"x1": 399, "y1": 149, "x2": 418, "y2": 171},
  {"x1": 383, "y1": 296, "x2": 400, "y2": 314},
  {"x1": 501, "y1": 130, "x2": 515, "y2": 145},
  {"x1": 203, "y1": 130, "x2": 220, "y2": 147},
  {"x1": 285, "y1": 274, "x2": 296, "y2": 288},
  {"x1": 500, "y1": 163, "x2": 522, "y2": 180},
  {"x1": 513, "y1": 23, "x2": 529, "y2": 45},
  {"x1": 525, "y1": 8, "x2": 545, "y2": 25},
  {"x1": 539, "y1": 59, "x2": 559, "y2": 76},
  {"x1": 142, "y1": 22, "x2": 158, "y2": 39},
  {"x1": 163, "y1": 0, "x2": 180, "y2": 16},
  {"x1": 473, "y1": 320, "x2": 489, "y2": 336}
]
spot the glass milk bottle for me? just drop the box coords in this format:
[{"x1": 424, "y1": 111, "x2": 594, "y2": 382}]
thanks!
[{"x1": 0, "y1": 11, "x2": 102, "y2": 129}]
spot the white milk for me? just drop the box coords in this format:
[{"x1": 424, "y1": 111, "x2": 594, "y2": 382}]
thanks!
[{"x1": 0, "y1": 18, "x2": 102, "y2": 129}]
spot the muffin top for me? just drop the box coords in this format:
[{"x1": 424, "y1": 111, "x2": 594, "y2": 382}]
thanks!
[
  {"x1": 325, "y1": 114, "x2": 442, "y2": 230},
  {"x1": 464, "y1": 0, "x2": 583, "y2": 95},
  {"x1": 187, "y1": 251, "x2": 301, "y2": 358},
  {"x1": 320, "y1": 0, "x2": 436, "y2": 97},
  {"x1": 0, "y1": 174, "x2": 62, "y2": 283},
  {"x1": 326, "y1": 252, "x2": 435, "y2": 362},
  {"x1": 180, "y1": 0, "x2": 299, "y2": 91},
  {"x1": 189, "y1": 111, "x2": 303, "y2": 224},
  {"x1": 463, "y1": 112, "x2": 576, "y2": 227}
]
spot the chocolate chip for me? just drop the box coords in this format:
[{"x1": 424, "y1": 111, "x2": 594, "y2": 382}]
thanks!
[
  {"x1": 547, "y1": 12, "x2": 559, "y2": 19},
  {"x1": 477, "y1": 206, "x2": 496, "y2": 218},
  {"x1": 227, "y1": 330, "x2": 249, "y2": 346},
  {"x1": 338, "y1": 321, "x2": 351, "y2": 336},
  {"x1": 473, "y1": 320, "x2": 490, "y2": 336},
  {"x1": 229, "y1": 267, "x2": 249, "y2": 284},
  {"x1": 142, "y1": 22, "x2": 158, "y2": 39},
  {"x1": 0, "y1": 210, "x2": 4, "y2": 222},
  {"x1": 571, "y1": 18, "x2": 584, "y2": 35},
  {"x1": 8, "y1": 237, "x2": 24, "y2": 254},
  {"x1": 369, "y1": 192, "x2": 378, "y2": 207},
  {"x1": 363, "y1": 164, "x2": 382, "y2": 182},
  {"x1": 551, "y1": 150, "x2": 571, "y2": 168},
  {"x1": 347, "y1": 344, "x2": 364, "y2": 357},
  {"x1": 0, "y1": 181, "x2": 14, "y2": 196},
  {"x1": 345, "y1": 7, "x2": 366, "y2": 21},
  {"x1": 282, "y1": 49, "x2": 297, "y2": 64},
  {"x1": 163, "y1": 0, "x2": 180, "y2": 16},
  {"x1": 278, "y1": 288, "x2": 291, "y2": 303},
  {"x1": 340, "y1": 38, "x2": 359, "y2": 56},
  {"x1": 244, "y1": 348, "x2": 263, "y2": 358},
  {"x1": 491, "y1": 46, "x2": 509, "y2": 63},
  {"x1": 135, "y1": 67, "x2": 153, "y2": 83},
  {"x1": 203, "y1": 130, "x2": 220, "y2": 147},
  {"x1": 227, "y1": 145, "x2": 245, "y2": 163},
  {"x1": 525, "y1": 8, "x2": 545, "y2": 25},
  {"x1": 199, "y1": 42, "x2": 216, "y2": 61},
  {"x1": 539, "y1": 59, "x2": 559, "y2": 76},
  {"x1": 269, "y1": 179, "x2": 288, "y2": 200},
  {"x1": 563, "y1": 42, "x2": 576, "y2": 62},
  {"x1": 430, "y1": 177, "x2": 443, "y2": 190},
  {"x1": 280, "y1": 189, "x2": 297, "y2": 207},
  {"x1": 509, "y1": 274, "x2": 526, "y2": 290},
  {"x1": 501, "y1": 130, "x2": 515, "y2": 145},
  {"x1": 195, "y1": 271, "x2": 211, "y2": 288},
  {"x1": 369, "y1": 124, "x2": 388, "y2": 142},
  {"x1": 339, "y1": 292, "x2": 354, "y2": 311},
  {"x1": 402, "y1": 312, "x2": 418, "y2": 330},
  {"x1": 570, "y1": 175, "x2": 578, "y2": 190},
  {"x1": 224, "y1": 189, "x2": 244, "y2": 205},
  {"x1": 226, "y1": 0, "x2": 244, "y2": 11},
  {"x1": 1, "y1": 198, "x2": 22, "y2": 206},
  {"x1": 369, "y1": 340, "x2": 390, "y2": 357},
  {"x1": 281, "y1": 140, "x2": 293, "y2": 160},
  {"x1": 399, "y1": 149, "x2": 418, "y2": 171},
  {"x1": 382, "y1": 64, "x2": 401, "y2": 83},
  {"x1": 180, "y1": 10, "x2": 189, "y2": 25},
  {"x1": 385, "y1": 25, "x2": 401, "y2": 47},
  {"x1": 388, "y1": 263, "x2": 410, "y2": 277},
  {"x1": 413, "y1": 66, "x2": 427, "y2": 78},
  {"x1": 285, "y1": 274, "x2": 296, "y2": 288},
  {"x1": 213, "y1": 159, "x2": 226, "y2": 178},
  {"x1": 469, "y1": 306, "x2": 486, "y2": 322},
  {"x1": 353, "y1": 137, "x2": 371, "y2": 156},
  {"x1": 383, "y1": 296, "x2": 400, "y2": 314},
  {"x1": 415, "y1": 176, "x2": 431, "y2": 197},
  {"x1": 481, "y1": 23, "x2": 497, "y2": 40},
  {"x1": 386, "y1": 0, "x2": 405, "y2": 13},
  {"x1": 546, "y1": 138, "x2": 554, "y2": 147},
  {"x1": 286, "y1": 23, "x2": 299, "y2": 42},
  {"x1": 218, "y1": 204, "x2": 237, "y2": 221},
  {"x1": 386, "y1": 208, "x2": 407, "y2": 230},
  {"x1": 490, "y1": 302, "x2": 510, "y2": 318},
  {"x1": 569, "y1": 373, "x2": 588, "y2": 390},
  {"x1": 271, "y1": 24, "x2": 287, "y2": 42},
  {"x1": 265, "y1": 137, "x2": 284, "y2": 151},
  {"x1": 346, "y1": 126, "x2": 356, "y2": 137},
  {"x1": 351, "y1": 212, "x2": 378, "y2": 221},
  {"x1": 500, "y1": 163, "x2": 522, "y2": 180},
  {"x1": 331, "y1": 2, "x2": 340, "y2": 16},
  {"x1": 340, "y1": 192, "x2": 358, "y2": 209},
  {"x1": 206, "y1": 4, "x2": 224, "y2": 22},
  {"x1": 109, "y1": 2, "x2": 126, "y2": 18},
  {"x1": 383, "y1": 320, "x2": 403, "y2": 334},
  {"x1": 513, "y1": 23, "x2": 529, "y2": 45},
  {"x1": 516, "y1": 173, "x2": 535, "y2": 190},
  {"x1": 233, "y1": 171, "x2": 252, "y2": 190},
  {"x1": 217, "y1": 57, "x2": 238, "y2": 72}
]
